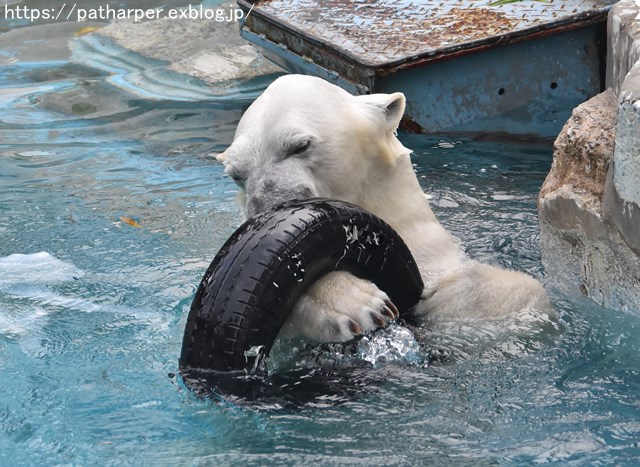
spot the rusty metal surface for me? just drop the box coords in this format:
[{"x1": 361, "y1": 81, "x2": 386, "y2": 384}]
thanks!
[{"x1": 240, "y1": 0, "x2": 615, "y2": 67}]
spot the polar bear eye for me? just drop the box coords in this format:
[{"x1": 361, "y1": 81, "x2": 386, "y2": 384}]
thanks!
[
  {"x1": 286, "y1": 139, "x2": 312, "y2": 157},
  {"x1": 225, "y1": 166, "x2": 246, "y2": 188},
  {"x1": 231, "y1": 174, "x2": 245, "y2": 187}
]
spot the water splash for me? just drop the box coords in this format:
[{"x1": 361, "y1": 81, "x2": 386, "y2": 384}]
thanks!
[
  {"x1": 356, "y1": 324, "x2": 425, "y2": 367},
  {"x1": 0, "y1": 251, "x2": 83, "y2": 288}
]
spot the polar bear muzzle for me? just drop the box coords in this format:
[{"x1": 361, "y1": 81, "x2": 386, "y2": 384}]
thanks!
[{"x1": 246, "y1": 182, "x2": 316, "y2": 217}]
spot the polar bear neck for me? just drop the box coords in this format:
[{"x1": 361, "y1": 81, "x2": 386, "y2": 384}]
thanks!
[
  {"x1": 357, "y1": 154, "x2": 434, "y2": 226},
  {"x1": 354, "y1": 152, "x2": 465, "y2": 275}
]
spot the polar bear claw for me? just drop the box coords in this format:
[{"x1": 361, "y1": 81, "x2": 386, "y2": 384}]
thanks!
[{"x1": 278, "y1": 271, "x2": 398, "y2": 343}]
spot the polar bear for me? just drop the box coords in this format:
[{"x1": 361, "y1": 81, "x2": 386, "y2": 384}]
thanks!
[{"x1": 217, "y1": 74, "x2": 553, "y2": 343}]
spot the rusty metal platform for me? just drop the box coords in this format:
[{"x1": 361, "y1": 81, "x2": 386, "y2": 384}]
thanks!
[
  {"x1": 237, "y1": 0, "x2": 616, "y2": 137},
  {"x1": 240, "y1": 0, "x2": 612, "y2": 67}
]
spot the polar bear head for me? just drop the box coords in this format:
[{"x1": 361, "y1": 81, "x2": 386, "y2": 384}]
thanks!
[{"x1": 217, "y1": 74, "x2": 412, "y2": 217}]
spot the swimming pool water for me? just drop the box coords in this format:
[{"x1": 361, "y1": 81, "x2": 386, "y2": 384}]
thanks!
[{"x1": 1, "y1": 5, "x2": 639, "y2": 465}]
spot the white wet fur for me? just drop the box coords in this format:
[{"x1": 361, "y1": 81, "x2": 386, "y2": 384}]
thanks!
[{"x1": 219, "y1": 75, "x2": 553, "y2": 342}]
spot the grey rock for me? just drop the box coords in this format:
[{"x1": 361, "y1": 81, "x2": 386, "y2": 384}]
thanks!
[
  {"x1": 539, "y1": 90, "x2": 618, "y2": 205},
  {"x1": 539, "y1": 0, "x2": 640, "y2": 312}
]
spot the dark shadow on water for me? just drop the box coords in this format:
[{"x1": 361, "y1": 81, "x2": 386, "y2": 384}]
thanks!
[
  {"x1": 181, "y1": 361, "x2": 381, "y2": 410},
  {"x1": 180, "y1": 327, "x2": 452, "y2": 409},
  {"x1": 180, "y1": 308, "x2": 564, "y2": 410}
]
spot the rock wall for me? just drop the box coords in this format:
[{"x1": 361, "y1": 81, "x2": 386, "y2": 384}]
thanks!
[{"x1": 539, "y1": 0, "x2": 640, "y2": 311}]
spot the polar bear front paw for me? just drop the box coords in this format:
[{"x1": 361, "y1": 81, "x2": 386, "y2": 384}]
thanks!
[{"x1": 279, "y1": 271, "x2": 399, "y2": 343}]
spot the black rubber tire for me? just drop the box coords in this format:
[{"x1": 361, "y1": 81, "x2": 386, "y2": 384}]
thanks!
[{"x1": 179, "y1": 198, "x2": 423, "y2": 376}]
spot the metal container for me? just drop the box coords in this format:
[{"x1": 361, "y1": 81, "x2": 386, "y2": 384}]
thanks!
[{"x1": 237, "y1": 0, "x2": 615, "y2": 138}]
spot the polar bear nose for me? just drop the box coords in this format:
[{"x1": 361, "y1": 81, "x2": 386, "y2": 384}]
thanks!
[
  {"x1": 295, "y1": 186, "x2": 314, "y2": 199},
  {"x1": 246, "y1": 184, "x2": 316, "y2": 217}
]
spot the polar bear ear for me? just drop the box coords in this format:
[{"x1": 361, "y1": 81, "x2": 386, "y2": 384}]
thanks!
[
  {"x1": 215, "y1": 147, "x2": 230, "y2": 162},
  {"x1": 358, "y1": 92, "x2": 406, "y2": 133}
]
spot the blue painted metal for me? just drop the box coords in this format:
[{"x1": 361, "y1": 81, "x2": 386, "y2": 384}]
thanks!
[
  {"x1": 237, "y1": 0, "x2": 615, "y2": 138},
  {"x1": 239, "y1": 28, "x2": 369, "y2": 96}
]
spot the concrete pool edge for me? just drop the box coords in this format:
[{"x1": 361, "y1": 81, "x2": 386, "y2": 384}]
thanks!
[{"x1": 539, "y1": 0, "x2": 640, "y2": 312}]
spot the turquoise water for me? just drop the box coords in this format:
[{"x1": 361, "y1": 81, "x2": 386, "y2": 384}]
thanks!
[{"x1": 1, "y1": 5, "x2": 640, "y2": 466}]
